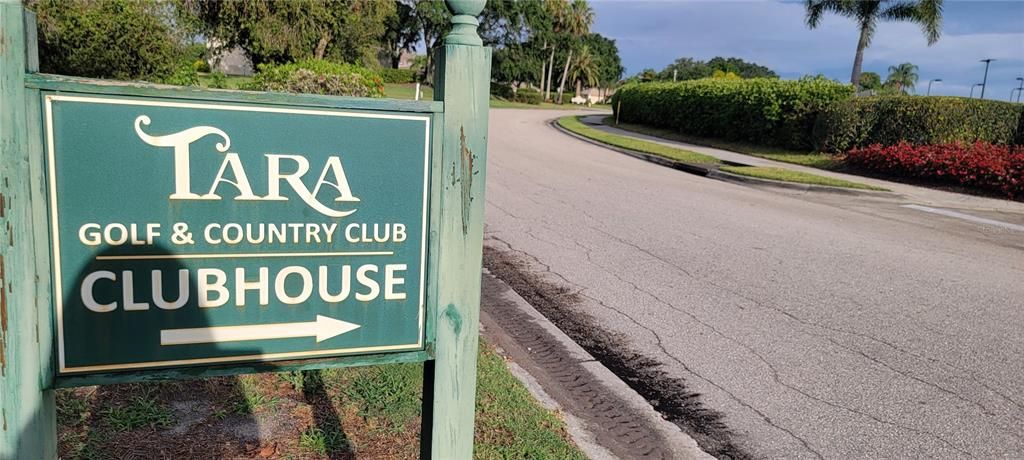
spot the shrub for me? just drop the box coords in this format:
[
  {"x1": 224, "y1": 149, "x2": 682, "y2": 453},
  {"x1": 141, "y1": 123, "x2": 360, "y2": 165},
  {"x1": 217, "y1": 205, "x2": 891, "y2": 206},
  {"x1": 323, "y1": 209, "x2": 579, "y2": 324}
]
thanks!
[
  {"x1": 160, "y1": 63, "x2": 199, "y2": 87},
  {"x1": 207, "y1": 72, "x2": 228, "y2": 89},
  {"x1": 815, "y1": 96, "x2": 1024, "y2": 152},
  {"x1": 32, "y1": 0, "x2": 185, "y2": 81},
  {"x1": 611, "y1": 78, "x2": 854, "y2": 150},
  {"x1": 245, "y1": 59, "x2": 385, "y2": 98},
  {"x1": 192, "y1": 59, "x2": 211, "y2": 74},
  {"x1": 379, "y1": 68, "x2": 417, "y2": 84},
  {"x1": 845, "y1": 142, "x2": 1024, "y2": 198},
  {"x1": 490, "y1": 83, "x2": 515, "y2": 99},
  {"x1": 491, "y1": 85, "x2": 541, "y2": 105},
  {"x1": 513, "y1": 88, "x2": 542, "y2": 105}
]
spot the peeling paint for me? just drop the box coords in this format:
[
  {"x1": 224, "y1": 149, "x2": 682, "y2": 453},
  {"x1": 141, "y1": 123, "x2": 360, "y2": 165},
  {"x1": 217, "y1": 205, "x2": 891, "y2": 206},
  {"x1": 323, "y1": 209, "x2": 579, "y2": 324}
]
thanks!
[
  {"x1": 0, "y1": 254, "x2": 5, "y2": 376},
  {"x1": 0, "y1": 193, "x2": 5, "y2": 217},
  {"x1": 459, "y1": 127, "x2": 475, "y2": 235},
  {"x1": 444, "y1": 303, "x2": 462, "y2": 336}
]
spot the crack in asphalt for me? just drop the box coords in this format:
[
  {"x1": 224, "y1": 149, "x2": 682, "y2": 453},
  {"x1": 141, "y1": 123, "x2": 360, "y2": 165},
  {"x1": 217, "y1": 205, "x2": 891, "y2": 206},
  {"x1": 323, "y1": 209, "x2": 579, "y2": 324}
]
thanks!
[
  {"x1": 577, "y1": 213, "x2": 1023, "y2": 428},
  {"x1": 487, "y1": 211, "x2": 987, "y2": 457},
  {"x1": 566, "y1": 230, "x2": 978, "y2": 457},
  {"x1": 487, "y1": 177, "x2": 1021, "y2": 454},
  {"x1": 831, "y1": 294, "x2": 1024, "y2": 416},
  {"x1": 486, "y1": 235, "x2": 816, "y2": 458}
]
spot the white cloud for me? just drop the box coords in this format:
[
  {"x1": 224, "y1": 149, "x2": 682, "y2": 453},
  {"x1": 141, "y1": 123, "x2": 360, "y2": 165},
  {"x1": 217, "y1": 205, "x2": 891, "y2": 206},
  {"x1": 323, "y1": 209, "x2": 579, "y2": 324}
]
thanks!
[{"x1": 593, "y1": 0, "x2": 1024, "y2": 97}]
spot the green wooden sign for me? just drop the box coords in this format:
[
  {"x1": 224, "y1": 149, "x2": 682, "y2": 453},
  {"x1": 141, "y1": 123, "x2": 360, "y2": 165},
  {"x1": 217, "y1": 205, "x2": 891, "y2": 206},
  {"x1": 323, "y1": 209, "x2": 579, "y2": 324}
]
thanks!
[
  {"x1": 2, "y1": 0, "x2": 491, "y2": 457},
  {"x1": 45, "y1": 94, "x2": 433, "y2": 374}
]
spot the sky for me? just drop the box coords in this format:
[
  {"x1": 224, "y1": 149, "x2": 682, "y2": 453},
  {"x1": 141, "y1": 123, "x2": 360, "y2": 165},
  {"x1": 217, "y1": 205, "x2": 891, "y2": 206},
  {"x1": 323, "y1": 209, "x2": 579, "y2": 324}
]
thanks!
[{"x1": 590, "y1": 0, "x2": 1024, "y2": 99}]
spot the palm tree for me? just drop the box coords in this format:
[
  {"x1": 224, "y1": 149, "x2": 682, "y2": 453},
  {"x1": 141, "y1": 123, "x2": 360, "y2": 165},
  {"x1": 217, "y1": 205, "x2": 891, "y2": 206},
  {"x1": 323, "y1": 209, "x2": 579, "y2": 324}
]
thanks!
[
  {"x1": 555, "y1": 0, "x2": 594, "y2": 103},
  {"x1": 886, "y1": 62, "x2": 919, "y2": 93},
  {"x1": 570, "y1": 45, "x2": 599, "y2": 100},
  {"x1": 543, "y1": 0, "x2": 571, "y2": 101},
  {"x1": 805, "y1": 0, "x2": 942, "y2": 88}
]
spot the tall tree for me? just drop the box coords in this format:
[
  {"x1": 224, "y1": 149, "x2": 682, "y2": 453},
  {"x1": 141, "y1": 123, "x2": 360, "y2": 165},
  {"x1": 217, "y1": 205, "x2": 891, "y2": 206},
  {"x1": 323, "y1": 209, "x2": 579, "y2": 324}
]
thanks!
[
  {"x1": 706, "y1": 57, "x2": 777, "y2": 79},
  {"x1": 481, "y1": 0, "x2": 551, "y2": 90},
  {"x1": 886, "y1": 62, "x2": 919, "y2": 93},
  {"x1": 570, "y1": 45, "x2": 599, "y2": 98},
  {"x1": 555, "y1": 0, "x2": 594, "y2": 102},
  {"x1": 581, "y1": 33, "x2": 624, "y2": 91},
  {"x1": 30, "y1": 0, "x2": 188, "y2": 81},
  {"x1": 805, "y1": 0, "x2": 942, "y2": 87},
  {"x1": 178, "y1": 0, "x2": 395, "y2": 67},
  {"x1": 859, "y1": 71, "x2": 883, "y2": 91},
  {"x1": 382, "y1": 0, "x2": 419, "y2": 68},
  {"x1": 413, "y1": 1, "x2": 450, "y2": 84},
  {"x1": 543, "y1": 0, "x2": 570, "y2": 100},
  {"x1": 656, "y1": 56, "x2": 776, "y2": 81},
  {"x1": 657, "y1": 57, "x2": 710, "y2": 81}
]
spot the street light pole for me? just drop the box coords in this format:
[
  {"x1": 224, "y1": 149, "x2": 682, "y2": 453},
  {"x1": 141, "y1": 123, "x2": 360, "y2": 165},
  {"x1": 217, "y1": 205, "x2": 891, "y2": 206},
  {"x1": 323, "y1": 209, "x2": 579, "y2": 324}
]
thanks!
[
  {"x1": 979, "y1": 58, "x2": 995, "y2": 99},
  {"x1": 927, "y1": 78, "x2": 942, "y2": 96}
]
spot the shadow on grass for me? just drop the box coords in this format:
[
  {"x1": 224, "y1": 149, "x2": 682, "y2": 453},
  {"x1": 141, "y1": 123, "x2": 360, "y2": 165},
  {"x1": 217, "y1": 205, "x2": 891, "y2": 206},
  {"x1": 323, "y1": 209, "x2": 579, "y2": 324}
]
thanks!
[{"x1": 301, "y1": 370, "x2": 352, "y2": 459}]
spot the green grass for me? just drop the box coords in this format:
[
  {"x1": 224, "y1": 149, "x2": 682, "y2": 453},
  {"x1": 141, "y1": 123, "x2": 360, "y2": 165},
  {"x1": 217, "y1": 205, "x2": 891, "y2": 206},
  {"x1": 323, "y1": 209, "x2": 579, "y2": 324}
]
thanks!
[
  {"x1": 604, "y1": 116, "x2": 843, "y2": 170},
  {"x1": 102, "y1": 391, "x2": 174, "y2": 432},
  {"x1": 197, "y1": 73, "x2": 253, "y2": 90},
  {"x1": 473, "y1": 342, "x2": 588, "y2": 460},
  {"x1": 299, "y1": 426, "x2": 350, "y2": 455},
  {"x1": 277, "y1": 370, "x2": 306, "y2": 392},
  {"x1": 57, "y1": 388, "x2": 92, "y2": 425},
  {"x1": 751, "y1": 152, "x2": 840, "y2": 169},
  {"x1": 384, "y1": 82, "x2": 434, "y2": 100},
  {"x1": 343, "y1": 362, "x2": 422, "y2": 428},
  {"x1": 562, "y1": 116, "x2": 882, "y2": 191},
  {"x1": 233, "y1": 374, "x2": 280, "y2": 414},
  {"x1": 720, "y1": 166, "x2": 888, "y2": 191},
  {"x1": 490, "y1": 98, "x2": 576, "y2": 109},
  {"x1": 558, "y1": 115, "x2": 721, "y2": 165},
  {"x1": 57, "y1": 340, "x2": 583, "y2": 458}
]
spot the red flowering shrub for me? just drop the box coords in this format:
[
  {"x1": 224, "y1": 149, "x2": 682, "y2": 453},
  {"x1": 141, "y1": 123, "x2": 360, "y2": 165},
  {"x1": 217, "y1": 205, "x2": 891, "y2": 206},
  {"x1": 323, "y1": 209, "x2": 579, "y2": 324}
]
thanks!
[{"x1": 845, "y1": 142, "x2": 1024, "y2": 198}]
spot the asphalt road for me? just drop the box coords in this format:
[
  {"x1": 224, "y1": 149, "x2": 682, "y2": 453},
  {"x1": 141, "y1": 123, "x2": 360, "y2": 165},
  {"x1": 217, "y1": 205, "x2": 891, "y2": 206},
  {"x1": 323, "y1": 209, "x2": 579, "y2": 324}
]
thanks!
[{"x1": 483, "y1": 108, "x2": 1024, "y2": 459}]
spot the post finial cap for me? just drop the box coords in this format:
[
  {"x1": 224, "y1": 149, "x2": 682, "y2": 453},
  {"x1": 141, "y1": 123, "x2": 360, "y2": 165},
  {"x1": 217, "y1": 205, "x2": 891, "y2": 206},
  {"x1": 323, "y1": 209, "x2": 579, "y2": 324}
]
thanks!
[
  {"x1": 446, "y1": 0, "x2": 485, "y2": 17},
  {"x1": 444, "y1": 0, "x2": 484, "y2": 46}
]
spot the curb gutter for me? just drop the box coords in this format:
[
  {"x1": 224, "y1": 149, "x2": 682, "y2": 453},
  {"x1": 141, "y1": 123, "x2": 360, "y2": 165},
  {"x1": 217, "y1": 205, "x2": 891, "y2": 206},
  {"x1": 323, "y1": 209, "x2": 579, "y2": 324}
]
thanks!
[
  {"x1": 480, "y1": 270, "x2": 713, "y2": 460},
  {"x1": 551, "y1": 119, "x2": 893, "y2": 198}
]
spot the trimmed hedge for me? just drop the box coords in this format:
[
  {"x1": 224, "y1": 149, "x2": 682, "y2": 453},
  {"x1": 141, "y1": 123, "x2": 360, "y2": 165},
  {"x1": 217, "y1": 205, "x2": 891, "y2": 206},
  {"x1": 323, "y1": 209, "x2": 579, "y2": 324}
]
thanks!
[
  {"x1": 380, "y1": 68, "x2": 417, "y2": 84},
  {"x1": 846, "y1": 142, "x2": 1024, "y2": 198},
  {"x1": 815, "y1": 96, "x2": 1024, "y2": 152},
  {"x1": 245, "y1": 59, "x2": 385, "y2": 98},
  {"x1": 513, "y1": 88, "x2": 542, "y2": 105},
  {"x1": 491, "y1": 84, "x2": 542, "y2": 105},
  {"x1": 611, "y1": 78, "x2": 854, "y2": 150}
]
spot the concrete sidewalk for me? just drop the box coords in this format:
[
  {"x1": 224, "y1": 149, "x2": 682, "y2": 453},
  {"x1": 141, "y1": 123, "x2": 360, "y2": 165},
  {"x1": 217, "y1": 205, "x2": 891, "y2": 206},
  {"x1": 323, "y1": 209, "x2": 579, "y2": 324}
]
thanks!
[{"x1": 580, "y1": 114, "x2": 1024, "y2": 215}]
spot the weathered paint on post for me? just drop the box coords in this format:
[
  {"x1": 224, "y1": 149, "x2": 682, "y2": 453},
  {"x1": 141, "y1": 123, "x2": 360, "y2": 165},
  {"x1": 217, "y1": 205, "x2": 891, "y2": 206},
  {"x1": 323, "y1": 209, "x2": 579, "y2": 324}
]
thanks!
[
  {"x1": 0, "y1": 2, "x2": 58, "y2": 458},
  {"x1": 422, "y1": 0, "x2": 491, "y2": 458}
]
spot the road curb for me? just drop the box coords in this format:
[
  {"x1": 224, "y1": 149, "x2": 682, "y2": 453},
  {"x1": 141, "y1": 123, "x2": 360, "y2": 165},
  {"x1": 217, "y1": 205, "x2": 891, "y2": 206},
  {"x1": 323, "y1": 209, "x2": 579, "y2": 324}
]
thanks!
[
  {"x1": 480, "y1": 270, "x2": 713, "y2": 460},
  {"x1": 550, "y1": 119, "x2": 715, "y2": 177},
  {"x1": 551, "y1": 118, "x2": 895, "y2": 198},
  {"x1": 708, "y1": 168, "x2": 895, "y2": 197}
]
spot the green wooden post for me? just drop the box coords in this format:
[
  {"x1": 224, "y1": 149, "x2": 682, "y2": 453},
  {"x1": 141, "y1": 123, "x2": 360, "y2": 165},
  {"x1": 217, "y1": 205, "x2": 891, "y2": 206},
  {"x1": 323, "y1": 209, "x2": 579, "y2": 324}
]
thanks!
[
  {"x1": 422, "y1": 0, "x2": 491, "y2": 458},
  {"x1": 0, "y1": 1, "x2": 58, "y2": 458}
]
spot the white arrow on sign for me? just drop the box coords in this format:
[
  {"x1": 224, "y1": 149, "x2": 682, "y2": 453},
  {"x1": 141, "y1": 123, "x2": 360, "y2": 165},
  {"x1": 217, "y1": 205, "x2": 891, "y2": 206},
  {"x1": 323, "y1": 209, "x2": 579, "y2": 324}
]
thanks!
[{"x1": 160, "y1": 315, "x2": 361, "y2": 346}]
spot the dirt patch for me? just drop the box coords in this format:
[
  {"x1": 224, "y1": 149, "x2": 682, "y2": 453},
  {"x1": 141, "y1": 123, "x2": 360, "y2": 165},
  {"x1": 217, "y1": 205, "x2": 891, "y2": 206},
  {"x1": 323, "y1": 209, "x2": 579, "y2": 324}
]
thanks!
[
  {"x1": 56, "y1": 372, "x2": 420, "y2": 459},
  {"x1": 483, "y1": 244, "x2": 751, "y2": 460}
]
